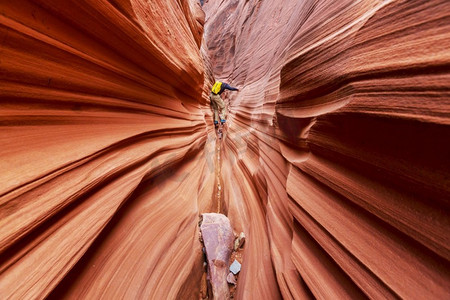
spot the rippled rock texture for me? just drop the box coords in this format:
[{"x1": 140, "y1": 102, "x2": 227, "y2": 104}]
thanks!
[
  {"x1": 0, "y1": 0, "x2": 214, "y2": 299},
  {"x1": 1, "y1": 0, "x2": 450, "y2": 299},
  {"x1": 203, "y1": 0, "x2": 450, "y2": 299}
]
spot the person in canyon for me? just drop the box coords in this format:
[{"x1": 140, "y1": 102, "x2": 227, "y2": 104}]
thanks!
[{"x1": 210, "y1": 81, "x2": 239, "y2": 127}]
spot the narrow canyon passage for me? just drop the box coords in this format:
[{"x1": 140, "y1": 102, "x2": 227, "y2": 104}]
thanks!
[
  {"x1": 1, "y1": 0, "x2": 449, "y2": 299},
  {"x1": 214, "y1": 133, "x2": 223, "y2": 214}
]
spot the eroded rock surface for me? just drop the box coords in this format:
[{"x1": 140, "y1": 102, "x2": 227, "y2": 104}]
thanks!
[
  {"x1": 0, "y1": 0, "x2": 213, "y2": 299},
  {"x1": 203, "y1": 0, "x2": 450, "y2": 299},
  {"x1": 1, "y1": 0, "x2": 449, "y2": 299}
]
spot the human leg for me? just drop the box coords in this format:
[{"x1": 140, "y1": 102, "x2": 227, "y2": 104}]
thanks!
[
  {"x1": 210, "y1": 94, "x2": 220, "y2": 125},
  {"x1": 211, "y1": 94, "x2": 226, "y2": 122}
]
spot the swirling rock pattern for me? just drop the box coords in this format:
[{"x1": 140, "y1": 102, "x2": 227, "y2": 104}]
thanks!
[
  {"x1": 0, "y1": 0, "x2": 213, "y2": 299},
  {"x1": 1, "y1": 0, "x2": 450, "y2": 299},
  {"x1": 203, "y1": 0, "x2": 450, "y2": 299}
]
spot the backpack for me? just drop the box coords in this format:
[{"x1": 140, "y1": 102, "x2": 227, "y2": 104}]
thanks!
[{"x1": 211, "y1": 81, "x2": 222, "y2": 94}]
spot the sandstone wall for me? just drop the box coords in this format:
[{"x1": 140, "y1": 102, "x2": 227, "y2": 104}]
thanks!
[
  {"x1": 1, "y1": 0, "x2": 449, "y2": 299},
  {"x1": 203, "y1": 0, "x2": 450, "y2": 299},
  {"x1": 0, "y1": 0, "x2": 213, "y2": 298}
]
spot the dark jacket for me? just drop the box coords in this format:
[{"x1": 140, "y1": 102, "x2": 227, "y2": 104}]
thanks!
[{"x1": 216, "y1": 82, "x2": 238, "y2": 95}]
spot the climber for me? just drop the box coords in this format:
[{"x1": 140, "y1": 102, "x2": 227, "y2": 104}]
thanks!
[{"x1": 210, "y1": 81, "x2": 239, "y2": 127}]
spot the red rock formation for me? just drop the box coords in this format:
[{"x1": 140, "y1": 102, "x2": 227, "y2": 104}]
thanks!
[
  {"x1": 203, "y1": 0, "x2": 450, "y2": 299},
  {"x1": 1, "y1": 0, "x2": 449, "y2": 299},
  {"x1": 0, "y1": 0, "x2": 213, "y2": 299}
]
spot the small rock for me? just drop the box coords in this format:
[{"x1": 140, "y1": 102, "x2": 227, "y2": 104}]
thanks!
[
  {"x1": 229, "y1": 259, "x2": 241, "y2": 275},
  {"x1": 227, "y1": 272, "x2": 237, "y2": 285},
  {"x1": 234, "y1": 232, "x2": 246, "y2": 250}
]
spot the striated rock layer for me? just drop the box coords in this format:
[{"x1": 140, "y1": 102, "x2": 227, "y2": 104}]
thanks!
[
  {"x1": 1, "y1": 0, "x2": 450, "y2": 299},
  {"x1": 0, "y1": 0, "x2": 215, "y2": 299},
  {"x1": 203, "y1": 0, "x2": 450, "y2": 299}
]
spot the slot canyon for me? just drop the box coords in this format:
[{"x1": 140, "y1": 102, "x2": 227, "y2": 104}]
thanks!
[{"x1": 1, "y1": 0, "x2": 449, "y2": 299}]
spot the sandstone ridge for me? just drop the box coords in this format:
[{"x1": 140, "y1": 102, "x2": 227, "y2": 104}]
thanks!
[{"x1": 203, "y1": 0, "x2": 450, "y2": 299}]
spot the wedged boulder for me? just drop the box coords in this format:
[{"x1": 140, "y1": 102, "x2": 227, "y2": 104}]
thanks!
[{"x1": 200, "y1": 213, "x2": 234, "y2": 299}]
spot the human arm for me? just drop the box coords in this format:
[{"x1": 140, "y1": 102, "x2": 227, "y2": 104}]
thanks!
[{"x1": 222, "y1": 83, "x2": 239, "y2": 92}]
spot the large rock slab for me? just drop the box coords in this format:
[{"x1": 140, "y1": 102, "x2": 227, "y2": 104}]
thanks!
[{"x1": 200, "y1": 213, "x2": 234, "y2": 299}]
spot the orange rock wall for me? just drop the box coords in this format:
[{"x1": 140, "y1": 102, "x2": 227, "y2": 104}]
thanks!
[
  {"x1": 1, "y1": 0, "x2": 450, "y2": 299},
  {"x1": 0, "y1": 0, "x2": 214, "y2": 299},
  {"x1": 203, "y1": 0, "x2": 450, "y2": 299}
]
